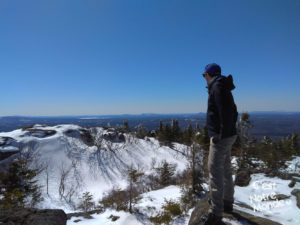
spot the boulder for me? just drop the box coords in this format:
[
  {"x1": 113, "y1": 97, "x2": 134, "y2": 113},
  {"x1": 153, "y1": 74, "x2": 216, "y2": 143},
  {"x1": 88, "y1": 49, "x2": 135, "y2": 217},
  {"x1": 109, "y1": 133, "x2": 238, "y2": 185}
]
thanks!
[
  {"x1": 188, "y1": 194, "x2": 282, "y2": 225},
  {"x1": 103, "y1": 131, "x2": 117, "y2": 141},
  {"x1": 272, "y1": 194, "x2": 290, "y2": 201},
  {"x1": 0, "y1": 150, "x2": 19, "y2": 161},
  {"x1": 79, "y1": 129, "x2": 94, "y2": 146},
  {"x1": 64, "y1": 129, "x2": 94, "y2": 146},
  {"x1": 67, "y1": 209, "x2": 103, "y2": 220},
  {"x1": 0, "y1": 137, "x2": 20, "y2": 161},
  {"x1": 291, "y1": 189, "x2": 300, "y2": 209},
  {"x1": 102, "y1": 130, "x2": 125, "y2": 142},
  {"x1": 235, "y1": 169, "x2": 251, "y2": 187},
  {"x1": 0, "y1": 208, "x2": 67, "y2": 225},
  {"x1": 260, "y1": 194, "x2": 290, "y2": 201},
  {"x1": 289, "y1": 179, "x2": 296, "y2": 188}
]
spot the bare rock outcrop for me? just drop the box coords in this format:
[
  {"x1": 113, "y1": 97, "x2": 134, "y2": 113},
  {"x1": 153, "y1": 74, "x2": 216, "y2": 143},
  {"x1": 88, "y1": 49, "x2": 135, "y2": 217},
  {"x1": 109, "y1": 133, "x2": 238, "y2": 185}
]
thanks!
[{"x1": 0, "y1": 208, "x2": 67, "y2": 225}]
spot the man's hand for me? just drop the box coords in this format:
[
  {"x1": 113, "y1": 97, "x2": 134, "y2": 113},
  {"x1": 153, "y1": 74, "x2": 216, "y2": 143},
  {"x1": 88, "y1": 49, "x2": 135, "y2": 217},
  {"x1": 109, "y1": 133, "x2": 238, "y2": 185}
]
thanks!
[{"x1": 212, "y1": 135, "x2": 220, "y2": 144}]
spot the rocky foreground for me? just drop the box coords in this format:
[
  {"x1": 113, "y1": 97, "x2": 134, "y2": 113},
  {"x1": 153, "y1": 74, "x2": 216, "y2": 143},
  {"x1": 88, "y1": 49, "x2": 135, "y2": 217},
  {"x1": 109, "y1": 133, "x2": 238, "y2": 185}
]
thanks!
[
  {"x1": 0, "y1": 208, "x2": 67, "y2": 225},
  {"x1": 0, "y1": 197, "x2": 283, "y2": 225},
  {"x1": 188, "y1": 194, "x2": 282, "y2": 225}
]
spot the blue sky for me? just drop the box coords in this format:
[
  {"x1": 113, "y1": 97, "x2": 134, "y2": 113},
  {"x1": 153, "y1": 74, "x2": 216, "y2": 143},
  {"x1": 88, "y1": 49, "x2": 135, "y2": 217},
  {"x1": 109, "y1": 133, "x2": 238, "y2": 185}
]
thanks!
[{"x1": 0, "y1": 0, "x2": 299, "y2": 116}]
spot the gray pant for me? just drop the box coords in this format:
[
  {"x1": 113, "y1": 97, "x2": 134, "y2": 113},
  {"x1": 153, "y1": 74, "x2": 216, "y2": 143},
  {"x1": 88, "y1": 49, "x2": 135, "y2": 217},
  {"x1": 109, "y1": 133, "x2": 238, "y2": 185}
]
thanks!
[{"x1": 208, "y1": 135, "x2": 237, "y2": 216}]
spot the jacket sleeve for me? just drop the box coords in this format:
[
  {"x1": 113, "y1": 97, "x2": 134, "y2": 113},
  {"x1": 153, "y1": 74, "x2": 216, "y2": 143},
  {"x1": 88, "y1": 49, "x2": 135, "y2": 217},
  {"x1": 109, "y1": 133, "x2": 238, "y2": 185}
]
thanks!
[{"x1": 212, "y1": 83, "x2": 232, "y2": 138}]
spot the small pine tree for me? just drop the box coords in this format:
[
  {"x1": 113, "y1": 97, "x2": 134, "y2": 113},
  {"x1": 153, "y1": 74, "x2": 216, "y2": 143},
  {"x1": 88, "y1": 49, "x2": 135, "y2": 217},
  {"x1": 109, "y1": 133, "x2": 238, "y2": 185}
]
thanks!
[
  {"x1": 158, "y1": 122, "x2": 174, "y2": 146},
  {"x1": 136, "y1": 124, "x2": 149, "y2": 139},
  {"x1": 123, "y1": 120, "x2": 130, "y2": 132},
  {"x1": 158, "y1": 120, "x2": 163, "y2": 133},
  {"x1": 236, "y1": 112, "x2": 254, "y2": 169},
  {"x1": 190, "y1": 143, "x2": 204, "y2": 195},
  {"x1": 196, "y1": 125, "x2": 209, "y2": 151},
  {"x1": 156, "y1": 160, "x2": 177, "y2": 187},
  {"x1": 291, "y1": 132, "x2": 299, "y2": 155},
  {"x1": 157, "y1": 120, "x2": 164, "y2": 142},
  {"x1": 78, "y1": 192, "x2": 94, "y2": 213},
  {"x1": 128, "y1": 167, "x2": 144, "y2": 213},
  {"x1": 164, "y1": 123, "x2": 172, "y2": 142},
  {"x1": 171, "y1": 119, "x2": 182, "y2": 143},
  {"x1": 195, "y1": 125, "x2": 210, "y2": 179},
  {"x1": 195, "y1": 122, "x2": 201, "y2": 133},
  {"x1": 183, "y1": 124, "x2": 194, "y2": 146},
  {"x1": 0, "y1": 158, "x2": 42, "y2": 209}
]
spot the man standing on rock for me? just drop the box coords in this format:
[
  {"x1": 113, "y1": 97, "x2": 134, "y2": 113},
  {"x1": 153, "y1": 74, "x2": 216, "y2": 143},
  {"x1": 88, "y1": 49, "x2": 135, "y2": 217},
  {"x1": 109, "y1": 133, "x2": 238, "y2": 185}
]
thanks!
[{"x1": 202, "y1": 63, "x2": 238, "y2": 225}]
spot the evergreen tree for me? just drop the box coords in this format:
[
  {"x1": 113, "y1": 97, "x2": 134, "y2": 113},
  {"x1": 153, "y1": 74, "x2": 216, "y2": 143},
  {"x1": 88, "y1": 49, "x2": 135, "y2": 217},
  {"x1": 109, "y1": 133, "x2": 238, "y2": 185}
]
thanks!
[
  {"x1": 190, "y1": 143, "x2": 204, "y2": 195},
  {"x1": 291, "y1": 132, "x2": 300, "y2": 155},
  {"x1": 195, "y1": 122, "x2": 201, "y2": 133},
  {"x1": 158, "y1": 120, "x2": 163, "y2": 133},
  {"x1": 171, "y1": 119, "x2": 182, "y2": 143},
  {"x1": 136, "y1": 124, "x2": 148, "y2": 139},
  {"x1": 157, "y1": 120, "x2": 165, "y2": 143},
  {"x1": 236, "y1": 112, "x2": 253, "y2": 169},
  {"x1": 123, "y1": 120, "x2": 130, "y2": 132},
  {"x1": 164, "y1": 123, "x2": 172, "y2": 141},
  {"x1": 0, "y1": 158, "x2": 42, "y2": 209},
  {"x1": 194, "y1": 125, "x2": 210, "y2": 179},
  {"x1": 78, "y1": 192, "x2": 94, "y2": 213},
  {"x1": 158, "y1": 123, "x2": 173, "y2": 146},
  {"x1": 127, "y1": 167, "x2": 144, "y2": 213},
  {"x1": 155, "y1": 160, "x2": 176, "y2": 186},
  {"x1": 196, "y1": 125, "x2": 210, "y2": 151},
  {"x1": 183, "y1": 124, "x2": 194, "y2": 146}
]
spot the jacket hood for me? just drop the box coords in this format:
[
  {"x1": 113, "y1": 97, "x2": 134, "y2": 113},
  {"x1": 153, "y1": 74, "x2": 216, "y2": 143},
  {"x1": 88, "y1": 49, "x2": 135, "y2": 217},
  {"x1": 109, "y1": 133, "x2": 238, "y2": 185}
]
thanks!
[{"x1": 208, "y1": 75, "x2": 236, "y2": 91}]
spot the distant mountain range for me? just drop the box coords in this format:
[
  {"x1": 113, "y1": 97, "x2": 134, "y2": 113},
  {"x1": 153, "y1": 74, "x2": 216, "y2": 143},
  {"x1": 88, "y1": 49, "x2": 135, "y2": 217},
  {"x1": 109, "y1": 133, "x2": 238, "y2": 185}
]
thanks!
[{"x1": 1, "y1": 112, "x2": 300, "y2": 138}]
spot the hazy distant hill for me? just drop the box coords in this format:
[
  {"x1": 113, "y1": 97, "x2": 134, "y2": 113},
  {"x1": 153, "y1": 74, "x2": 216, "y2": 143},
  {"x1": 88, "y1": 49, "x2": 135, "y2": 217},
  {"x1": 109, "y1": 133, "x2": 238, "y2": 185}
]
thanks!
[{"x1": 1, "y1": 112, "x2": 300, "y2": 138}]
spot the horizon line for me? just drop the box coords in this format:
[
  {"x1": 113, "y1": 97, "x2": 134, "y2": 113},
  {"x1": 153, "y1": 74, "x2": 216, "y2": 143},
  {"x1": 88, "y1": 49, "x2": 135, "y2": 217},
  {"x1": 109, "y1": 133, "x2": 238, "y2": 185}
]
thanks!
[{"x1": 1, "y1": 110, "x2": 300, "y2": 118}]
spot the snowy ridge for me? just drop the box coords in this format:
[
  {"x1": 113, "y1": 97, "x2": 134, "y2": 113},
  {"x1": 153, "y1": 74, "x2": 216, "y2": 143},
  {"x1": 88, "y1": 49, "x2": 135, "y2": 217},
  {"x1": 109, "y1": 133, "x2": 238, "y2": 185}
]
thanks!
[{"x1": 0, "y1": 124, "x2": 189, "y2": 212}]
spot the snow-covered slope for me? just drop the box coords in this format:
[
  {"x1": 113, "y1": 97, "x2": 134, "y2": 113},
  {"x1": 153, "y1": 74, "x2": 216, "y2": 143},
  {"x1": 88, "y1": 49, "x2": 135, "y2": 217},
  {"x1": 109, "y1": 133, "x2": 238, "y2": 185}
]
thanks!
[
  {"x1": 1, "y1": 124, "x2": 300, "y2": 225},
  {"x1": 0, "y1": 124, "x2": 189, "y2": 212},
  {"x1": 67, "y1": 185, "x2": 186, "y2": 225}
]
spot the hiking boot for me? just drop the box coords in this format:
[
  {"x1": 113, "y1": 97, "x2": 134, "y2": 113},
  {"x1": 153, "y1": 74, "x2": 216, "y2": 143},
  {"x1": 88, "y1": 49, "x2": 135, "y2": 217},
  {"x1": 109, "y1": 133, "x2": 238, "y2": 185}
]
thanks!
[
  {"x1": 223, "y1": 200, "x2": 233, "y2": 213},
  {"x1": 202, "y1": 212, "x2": 223, "y2": 225}
]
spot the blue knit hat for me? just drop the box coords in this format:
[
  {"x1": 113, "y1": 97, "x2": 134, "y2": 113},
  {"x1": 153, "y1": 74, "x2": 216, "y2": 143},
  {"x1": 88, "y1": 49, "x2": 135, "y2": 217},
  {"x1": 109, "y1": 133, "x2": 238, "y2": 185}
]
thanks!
[{"x1": 204, "y1": 63, "x2": 221, "y2": 76}]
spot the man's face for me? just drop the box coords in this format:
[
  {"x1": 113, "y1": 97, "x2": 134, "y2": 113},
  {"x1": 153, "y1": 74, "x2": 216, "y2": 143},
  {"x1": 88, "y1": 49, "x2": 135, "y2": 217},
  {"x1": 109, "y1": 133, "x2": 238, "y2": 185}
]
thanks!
[{"x1": 203, "y1": 73, "x2": 212, "y2": 84}]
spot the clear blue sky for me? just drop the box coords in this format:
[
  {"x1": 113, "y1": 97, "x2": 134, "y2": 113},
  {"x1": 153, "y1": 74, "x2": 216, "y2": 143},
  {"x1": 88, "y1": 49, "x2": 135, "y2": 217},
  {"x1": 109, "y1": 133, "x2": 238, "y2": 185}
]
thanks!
[{"x1": 1, "y1": 0, "x2": 299, "y2": 116}]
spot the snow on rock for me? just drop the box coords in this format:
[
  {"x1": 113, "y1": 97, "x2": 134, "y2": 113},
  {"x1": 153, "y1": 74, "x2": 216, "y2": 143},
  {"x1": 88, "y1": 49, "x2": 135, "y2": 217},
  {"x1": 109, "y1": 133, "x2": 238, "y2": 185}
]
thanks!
[
  {"x1": 0, "y1": 136, "x2": 19, "y2": 152},
  {"x1": 234, "y1": 173, "x2": 300, "y2": 225},
  {"x1": 67, "y1": 209, "x2": 144, "y2": 225},
  {"x1": 284, "y1": 156, "x2": 300, "y2": 174}
]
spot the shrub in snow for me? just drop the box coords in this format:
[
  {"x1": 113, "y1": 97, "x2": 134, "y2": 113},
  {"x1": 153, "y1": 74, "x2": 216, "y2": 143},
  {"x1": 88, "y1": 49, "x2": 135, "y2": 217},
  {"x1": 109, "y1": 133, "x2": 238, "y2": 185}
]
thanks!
[
  {"x1": 162, "y1": 199, "x2": 182, "y2": 217},
  {"x1": 179, "y1": 184, "x2": 200, "y2": 215},
  {"x1": 149, "y1": 199, "x2": 183, "y2": 225},
  {"x1": 99, "y1": 187, "x2": 130, "y2": 211},
  {"x1": 108, "y1": 214, "x2": 120, "y2": 221},
  {"x1": 149, "y1": 212, "x2": 172, "y2": 225}
]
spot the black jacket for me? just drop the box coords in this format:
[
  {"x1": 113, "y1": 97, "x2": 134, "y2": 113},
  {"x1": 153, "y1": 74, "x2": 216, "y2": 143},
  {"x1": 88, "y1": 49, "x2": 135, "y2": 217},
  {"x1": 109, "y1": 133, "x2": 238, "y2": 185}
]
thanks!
[{"x1": 206, "y1": 75, "x2": 238, "y2": 138}]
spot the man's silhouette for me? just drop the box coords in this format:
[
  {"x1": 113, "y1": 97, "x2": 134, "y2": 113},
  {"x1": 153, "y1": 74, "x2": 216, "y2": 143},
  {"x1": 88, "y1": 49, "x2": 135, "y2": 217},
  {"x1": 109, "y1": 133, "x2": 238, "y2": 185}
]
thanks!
[{"x1": 202, "y1": 63, "x2": 238, "y2": 225}]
